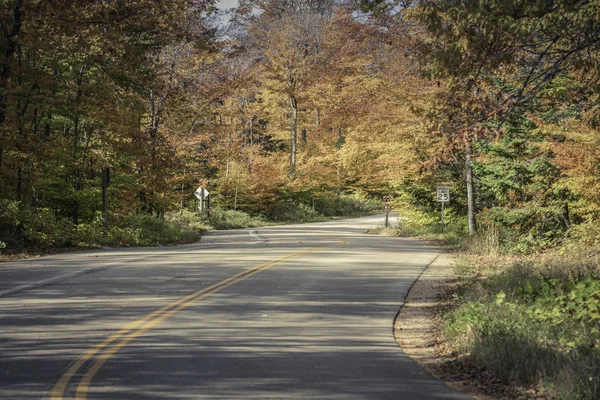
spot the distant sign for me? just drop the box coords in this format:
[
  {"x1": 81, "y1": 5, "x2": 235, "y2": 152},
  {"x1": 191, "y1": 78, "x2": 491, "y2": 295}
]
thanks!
[
  {"x1": 194, "y1": 187, "x2": 209, "y2": 200},
  {"x1": 383, "y1": 195, "x2": 393, "y2": 205},
  {"x1": 436, "y1": 186, "x2": 450, "y2": 202}
]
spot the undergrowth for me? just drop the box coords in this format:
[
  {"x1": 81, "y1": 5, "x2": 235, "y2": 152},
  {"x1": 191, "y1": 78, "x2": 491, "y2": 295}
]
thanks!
[
  {"x1": 374, "y1": 206, "x2": 600, "y2": 399},
  {"x1": 443, "y1": 225, "x2": 600, "y2": 399},
  {"x1": 0, "y1": 193, "x2": 381, "y2": 255}
]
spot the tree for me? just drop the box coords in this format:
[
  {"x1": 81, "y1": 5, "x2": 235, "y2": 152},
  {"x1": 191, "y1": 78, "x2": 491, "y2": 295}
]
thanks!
[
  {"x1": 249, "y1": 0, "x2": 330, "y2": 175},
  {"x1": 409, "y1": 0, "x2": 600, "y2": 234}
]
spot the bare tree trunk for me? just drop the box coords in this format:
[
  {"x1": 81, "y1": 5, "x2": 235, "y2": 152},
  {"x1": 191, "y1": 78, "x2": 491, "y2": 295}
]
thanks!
[
  {"x1": 179, "y1": 168, "x2": 185, "y2": 214},
  {"x1": 289, "y1": 95, "x2": 298, "y2": 175},
  {"x1": 16, "y1": 166, "x2": 22, "y2": 200},
  {"x1": 562, "y1": 202, "x2": 571, "y2": 230},
  {"x1": 337, "y1": 125, "x2": 342, "y2": 200},
  {"x1": 225, "y1": 120, "x2": 233, "y2": 183},
  {"x1": 249, "y1": 115, "x2": 254, "y2": 146},
  {"x1": 234, "y1": 187, "x2": 238, "y2": 211},
  {"x1": 102, "y1": 167, "x2": 109, "y2": 235},
  {"x1": 316, "y1": 107, "x2": 320, "y2": 127},
  {"x1": 149, "y1": 91, "x2": 159, "y2": 170},
  {"x1": 0, "y1": 0, "x2": 23, "y2": 125},
  {"x1": 465, "y1": 138, "x2": 476, "y2": 235}
]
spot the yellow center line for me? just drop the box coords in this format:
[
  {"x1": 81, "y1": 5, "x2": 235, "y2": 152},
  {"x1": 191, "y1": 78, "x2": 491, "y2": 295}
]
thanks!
[
  {"x1": 50, "y1": 246, "x2": 330, "y2": 400},
  {"x1": 75, "y1": 248, "x2": 321, "y2": 399},
  {"x1": 50, "y1": 263, "x2": 268, "y2": 400}
]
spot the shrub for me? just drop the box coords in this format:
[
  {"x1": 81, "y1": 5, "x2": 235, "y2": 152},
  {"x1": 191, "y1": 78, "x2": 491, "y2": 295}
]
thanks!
[
  {"x1": 0, "y1": 200, "x2": 77, "y2": 249},
  {"x1": 481, "y1": 205, "x2": 568, "y2": 254},
  {"x1": 123, "y1": 214, "x2": 181, "y2": 246},
  {"x1": 266, "y1": 201, "x2": 321, "y2": 222},
  {"x1": 333, "y1": 194, "x2": 381, "y2": 216},
  {"x1": 106, "y1": 225, "x2": 138, "y2": 247},
  {"x1": 208, "y1": 207, "x2": 266, "y2": 230},
  {"x1": 166, "y1": 210, "x2": 211, "y2": 233},
  {"x1": 445, "y1": 257, "x2": 600, "y2": 399},
  {"x1": 73, "y1": 220, "x2": 104, "y2": 247},
  {"x1": 178, "y1": 229, "x2": 201, "y2": 244}
]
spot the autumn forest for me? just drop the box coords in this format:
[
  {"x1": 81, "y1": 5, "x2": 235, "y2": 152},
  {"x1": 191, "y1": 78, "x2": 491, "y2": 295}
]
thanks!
[
  {"x1": 1, "y1": 0, "x2": 599, "y2": 253},
  {"x1": 3, "y1": 1, "x2": 600, "y2": 397}
]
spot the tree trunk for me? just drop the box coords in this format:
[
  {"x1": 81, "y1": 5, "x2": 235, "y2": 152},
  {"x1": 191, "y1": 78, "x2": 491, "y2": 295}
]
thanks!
[
  {"x1": 465, "y1": 138, "x2": 477, "y2": 235},
  {"x1": 72, "y1": 201, "x2": 79, "y2": 225},
  {"x1": 337, "y1": 125, "x2": 343, "y2": 200},
  {"x1": 0, "y1": 0, "x2": 23, "y2": 124},
  {"x1": 316, "y1": 107, "x2": 321, "y2": 127},
  {"x1": 289, "y1": 95, "x2": 298, "y2": 175},
  {"x1": 249, "y1": 116, "x2": 254, "y2": 146},
  {"x1": 102, "y1": 167, "x2": 109, "y2": 235},
  {"x1": 562, "y1": 202, "x2": 571, "y2": 230},
  {"x1": 16, "y1": 166, "x2": 22, "y2": 200}
]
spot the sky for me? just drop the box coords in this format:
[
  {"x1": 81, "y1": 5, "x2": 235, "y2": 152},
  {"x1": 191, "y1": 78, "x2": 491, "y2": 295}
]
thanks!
[{"x1": 216, "y1": 0, "x2": 239, "y2": 10}]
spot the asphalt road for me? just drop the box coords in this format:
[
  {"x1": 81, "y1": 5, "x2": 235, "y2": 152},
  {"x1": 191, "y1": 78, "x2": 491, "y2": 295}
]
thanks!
[{"x1": 0, "y1": 215, "x2": 470, "y2": 400}]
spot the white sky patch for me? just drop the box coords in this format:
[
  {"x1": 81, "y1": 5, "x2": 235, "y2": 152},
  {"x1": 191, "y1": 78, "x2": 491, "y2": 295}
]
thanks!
[{"x1": 216, "y1": 0, "x2": 239, "y2": 10}]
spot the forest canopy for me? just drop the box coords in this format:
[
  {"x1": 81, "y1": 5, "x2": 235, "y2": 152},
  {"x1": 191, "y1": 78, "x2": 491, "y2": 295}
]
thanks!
[{"x1": 1, "y1": 0, "x2": 599, "y2": 253}]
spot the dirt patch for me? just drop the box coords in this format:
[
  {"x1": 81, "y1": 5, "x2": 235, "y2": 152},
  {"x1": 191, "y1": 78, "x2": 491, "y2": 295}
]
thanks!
[{"x1": 394, "y1": 252, "x2": 519, "y2": 400}]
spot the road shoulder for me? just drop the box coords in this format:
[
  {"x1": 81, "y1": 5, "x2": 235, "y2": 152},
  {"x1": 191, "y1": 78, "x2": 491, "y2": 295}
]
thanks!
[{"x1": 394, "y1": 252, "x2": 498, "y2": 400}]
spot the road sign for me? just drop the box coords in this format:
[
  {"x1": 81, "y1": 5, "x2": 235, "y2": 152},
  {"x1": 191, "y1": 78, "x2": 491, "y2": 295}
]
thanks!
[
  {"x1": 436, "y1": 186, "x2": 450, "y2": 202},
  {"x1": 194, "y1": 187, "x2": 209, "y2": 200},
  {"x1": 383, "y1": 195, "x2": 393, "y2": 205}
]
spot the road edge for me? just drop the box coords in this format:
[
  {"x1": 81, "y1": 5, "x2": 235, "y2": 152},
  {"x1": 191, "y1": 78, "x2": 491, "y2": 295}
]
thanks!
[{"x1": 393, "y1": 252, "x2": 495, "y2": 400}]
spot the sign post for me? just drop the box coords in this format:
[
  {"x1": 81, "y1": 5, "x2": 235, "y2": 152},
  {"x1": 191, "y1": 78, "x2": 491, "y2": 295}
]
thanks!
[
  {"x1": 194, "y1": 186, "x2": 210, "y2": 217},
  {"x1": 436, "y1": 186, "x2": 450, "y2": 233},
  {"x1": 383, "y1": 195, "x2": 393, "y2": 227}
]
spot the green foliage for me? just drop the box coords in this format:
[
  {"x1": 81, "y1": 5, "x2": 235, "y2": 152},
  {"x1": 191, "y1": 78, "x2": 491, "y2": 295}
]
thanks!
[
  {"x1": 265, "y1": 201, "x2": 321, "y2": 223},
  {"x1": 208, "y1": 207, "x2": 267, "y2": 230},
  {"x1": 472, "y1": 116, "x2": 573, "y2": 253},
  {"x1": 256, "y1": 193, "x2": 380, "y2": 223},
  {"x1": 445, "y1": 252, "x2": 600, "y2": 398},
  {"x1": 0, "y1": 199, "x2": 210, "y2": 251},
  {"x1": 0, "y1": 200, "x2": 75, "y2": 249},
  {"x1": 121, "y1": 215, "x2": 181, "y2": 246},
  {"x1": 322, "y1": 193, "x2": 380, "y2": 218},
  {"x1": 380, "y1": 183, "x2": 468, "y2": 247},
  {"x1": 166, "y1": 210, "x2": 211, "y2": 234}
]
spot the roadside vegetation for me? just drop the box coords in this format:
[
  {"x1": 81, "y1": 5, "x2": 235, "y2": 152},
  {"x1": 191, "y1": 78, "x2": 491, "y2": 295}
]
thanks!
[
  {"x1": 1, "y1": 1, "x2": 600, "y2": 397},
  {"x1": 0, "y1": 194, "x2": 379, "y2": 255},
  {"x1": 376, "y1": 208, "x2": 600, "y2": 399},
  {"x1": 363, "y1": 1, "x2": 600, "y2": 397}
]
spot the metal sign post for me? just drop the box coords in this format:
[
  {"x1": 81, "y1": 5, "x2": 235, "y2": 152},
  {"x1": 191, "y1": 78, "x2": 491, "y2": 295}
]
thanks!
[
  {"x1": 436, "y1": 186, "x2": 450, "y2": 233},
  {"x1": 383, "y1": 195, "x2": 393, "y2": 227}
]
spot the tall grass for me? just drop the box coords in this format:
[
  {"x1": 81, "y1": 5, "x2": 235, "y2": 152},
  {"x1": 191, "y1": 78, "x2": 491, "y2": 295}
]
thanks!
[
  {"x1": 385, "y1": 205, "x2": 600, "y2": 398},
  {"x1": 444, "y1": 229, "x2": 600, "y2": 399}
]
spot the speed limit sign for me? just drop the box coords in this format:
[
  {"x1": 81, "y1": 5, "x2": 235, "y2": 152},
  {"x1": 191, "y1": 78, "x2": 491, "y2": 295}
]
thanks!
[{"x1": 436, "y1": 186, "x2": 450, "y2": 202}]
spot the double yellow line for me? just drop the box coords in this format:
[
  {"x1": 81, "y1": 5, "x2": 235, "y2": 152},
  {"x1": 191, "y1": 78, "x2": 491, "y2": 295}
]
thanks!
[{"x1": 50, "y1": 247, "x2": 322, "y2": 400}]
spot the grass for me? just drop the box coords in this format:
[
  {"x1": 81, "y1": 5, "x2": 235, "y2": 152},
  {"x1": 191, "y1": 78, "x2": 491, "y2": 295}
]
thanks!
[
  {"x1": 367, "y1": 216, "x2": 468, "y2": 250},
  {"x1": 369, "y1": 212, "x2": 600, "y2": 399},
  {"x1": 442, "y1": 235, "x2": 600, "y2": 399}
]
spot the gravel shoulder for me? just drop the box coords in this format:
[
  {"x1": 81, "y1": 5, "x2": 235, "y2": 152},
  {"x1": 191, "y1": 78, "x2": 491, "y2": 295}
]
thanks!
[{"x1": 394, "y1": 252, "x2": 501, "y2": 400}]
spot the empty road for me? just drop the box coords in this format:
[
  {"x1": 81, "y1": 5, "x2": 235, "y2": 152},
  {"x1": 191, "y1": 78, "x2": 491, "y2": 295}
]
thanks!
[{"x1": 0, "y1": 215, "x2": 469, "y2": 400}]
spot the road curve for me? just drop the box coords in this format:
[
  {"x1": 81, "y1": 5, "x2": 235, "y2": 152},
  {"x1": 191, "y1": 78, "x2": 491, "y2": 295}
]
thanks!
[{"x1": 0, "y1": 215, "x2": 470, "y2": 400}]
